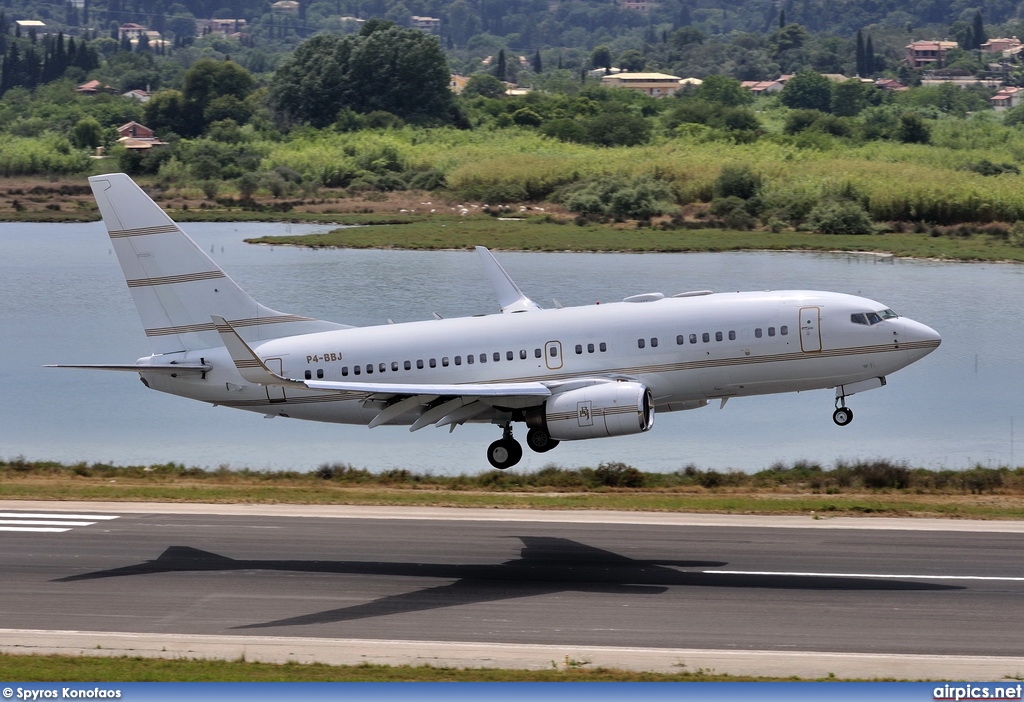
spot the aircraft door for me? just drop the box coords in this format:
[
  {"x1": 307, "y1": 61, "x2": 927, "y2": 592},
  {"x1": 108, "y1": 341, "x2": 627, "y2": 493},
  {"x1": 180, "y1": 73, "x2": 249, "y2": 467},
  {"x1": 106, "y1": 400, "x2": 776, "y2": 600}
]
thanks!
[
  {"x1": 799, "y1": 307, "x2": 822, "y2": 353},
  {"x1": 544, "y1": 341, "x2": 563, "y2": 370},
  {"x1": 264, "y1": 358, "x2": 287, "y2": 402}
]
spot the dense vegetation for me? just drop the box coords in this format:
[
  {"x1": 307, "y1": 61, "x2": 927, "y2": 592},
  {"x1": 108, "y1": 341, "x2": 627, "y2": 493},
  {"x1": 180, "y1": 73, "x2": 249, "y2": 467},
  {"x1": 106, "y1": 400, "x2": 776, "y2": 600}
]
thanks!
[
  {"x1": 6, "y1": 457, "x2": 1024, "y2": 494},
  {"x1": 4, "y1": 0, "x2": 1024, "y2": 239}
]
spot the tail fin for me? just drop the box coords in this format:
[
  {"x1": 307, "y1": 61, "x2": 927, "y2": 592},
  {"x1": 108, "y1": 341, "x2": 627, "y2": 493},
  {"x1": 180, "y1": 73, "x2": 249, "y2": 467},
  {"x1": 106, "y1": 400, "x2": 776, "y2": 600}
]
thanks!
[{"x1": 89, "y1": 173, "x2": 347, "y2": 355}]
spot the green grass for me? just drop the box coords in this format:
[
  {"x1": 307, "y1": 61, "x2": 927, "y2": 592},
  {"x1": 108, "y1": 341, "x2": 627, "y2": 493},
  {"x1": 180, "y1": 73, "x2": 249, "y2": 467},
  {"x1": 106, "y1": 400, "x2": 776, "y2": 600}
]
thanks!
[
  {"x1": 4, "y1": 459, "x2": 1023, "y2": 519},
  {"x1": 244, "y1": 214, "x2": 1024, "y2": 262},
  {"x1": 0, "y1": 653, "x2": 851, "y2": 681}
]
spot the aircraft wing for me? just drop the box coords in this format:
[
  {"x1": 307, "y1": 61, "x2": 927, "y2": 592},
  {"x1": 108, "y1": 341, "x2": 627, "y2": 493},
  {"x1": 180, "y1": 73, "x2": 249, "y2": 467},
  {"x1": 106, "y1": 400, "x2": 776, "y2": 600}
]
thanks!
[{"x1": 213, "y1": 315, "x2": 552, "y2": 429}]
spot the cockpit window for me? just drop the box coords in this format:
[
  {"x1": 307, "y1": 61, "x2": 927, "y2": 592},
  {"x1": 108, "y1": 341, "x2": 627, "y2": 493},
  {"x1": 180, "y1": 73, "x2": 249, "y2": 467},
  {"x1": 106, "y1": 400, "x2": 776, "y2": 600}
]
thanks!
[{"x1": 851, "y1": 309, "x2": 898, "y2": 326}]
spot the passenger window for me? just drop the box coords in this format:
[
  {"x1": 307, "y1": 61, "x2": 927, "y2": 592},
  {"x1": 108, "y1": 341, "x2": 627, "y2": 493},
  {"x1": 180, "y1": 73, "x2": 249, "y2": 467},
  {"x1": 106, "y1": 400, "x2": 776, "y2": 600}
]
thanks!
[
  {"x1": 341, "y1": 367, "x2": 348, "y2": 377},
  {"x1": 467, "y1": 354, "x2": 474, "y2": 365},
  {"x1": 599, "y1": 342, "x2": 607, "y2": 352},
  {"x1": 317, "y1": 369, "x2": 324, "y2": 379},
  {"x1": 651, "y1": 337, "x2": 658, "y2": 348},
  {"x1": 404, "y1": 360, "x2": 411, "y2": 370},
  {"x1": 416, "y1": 359, "x2": 424, "y2": 369},
  {"x1": 520, "y1": 349, "x2": 527, "y2": 359},
  {"x1": 588, "y1": 343, "x2": 595, "y2": 353},
  {"x1": 729, "y1": 330, "x2": 736, "y2": 341},
  {"x1": 768, "y1": 327, "x2": 776, "y2": 337},
  {"x1": 442, "y1": 357, "x2": 449, "y2": 367},
  {"x1": 676, "y1": 335, "x2": 685, "y2": 345},
  {"x1": 455, "y1": 356, "x2": 462, "y2": 366},
  {"x1": 535, "y1": 348, "x2": 542, "y2": 358},
  {"x1": 549, "y1": 347, "x2": 557, "y2": 357},
  {"x1": 638, "y1": 339, "x2": 645, "y2": 349},
  {"x1": 689, "y1": 334, "x2": 697, "y2": 344},
  {"x1": 755, "y1": 328, "x2": 762, "y2": 338},
  {"x1": 780, "y1": 326, "x2": 788, "y2": 335},
  {"x1": 715, "y1": 331, "x2": 723, "y2": 342},
  {"x1": 702, "y1": 333, "x2": 710, "y2": 343},
  {"x1": 506, "y1": 351, "x2": 514, "y2": 361},
  {"x1": 366, "y1": 364, "x2": 373, "y2": 374},
  {"x1": 304, "y1": 370, "x2": 312, "y2": 380},
  {"x1": 391, "y1": 361, "x2": 399, "y2": 372},
  {"x1": 575, "y1": 344, "x2": 583, "y2": 354},
  {"x1": 353, "y1": 366, "x2": 360, "y2": 376},
  {"x1": 480, "y1": 353, "x2": 487, "y2": 363},
  {"x1": 429, "y1": 358, "x2": 437, "y2": 368},
  {"x1": 493, "y1": 352, "x2": 500, "y2": 362}
]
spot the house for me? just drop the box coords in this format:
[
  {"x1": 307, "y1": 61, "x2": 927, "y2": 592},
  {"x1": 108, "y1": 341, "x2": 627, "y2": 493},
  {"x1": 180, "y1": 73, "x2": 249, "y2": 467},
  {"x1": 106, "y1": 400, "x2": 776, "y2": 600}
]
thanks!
[
  {"x1": 76, "y1": 80, "x2": 117, "y2": 95},
  {"x1": 904, "y1": 40, "x2": 958, "y2": 69},
  {"x1": 741, "y1": 80, "x2": 783, "y2": 94},
  {"x1": 411, "y1": 16, "x2": 440, "y2": 34},
  {"x1": 874, "y1": 78, "x2": 908, "y2": 91},
  {"x1": 122, "y1": 89, "x2": 151, "y2": 103},
  {"x1": 449, "y1": 74, "x2": 469, "y2": 94},
  {"x1": 271, "y1": 1, "x2": 299, "y2": 12},
  {"x1": 118, "y1": 23, "x2": 148, "y2": 41},
  {"x1": 991, "y1": 86, "x2": 1024, "y2": 111},
  {"x1": 981, "y1": 37, "x2": 1023, "y2": 57},
  {"x1": 201, "y1": 19, "x2": 247, "y2": 35},
  {"x1": 621, "y1": 0, "x2": 658, "y2": 10},
  {"x1": 16, "y1": 20, "x2": 46, "y2": 32},
  {"x1": 116, "y1": 122, "x2": 167, "y2": 150},
  {"x1": 600, "y1": 71, "x2": 683, "y2": 97}
]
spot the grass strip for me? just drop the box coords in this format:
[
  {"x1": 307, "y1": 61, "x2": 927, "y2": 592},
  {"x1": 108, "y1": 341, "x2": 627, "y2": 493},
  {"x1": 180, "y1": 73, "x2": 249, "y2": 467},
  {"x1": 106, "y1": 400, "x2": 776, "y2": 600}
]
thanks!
[
  {"x1": 244, "y1": 215, "x2": 1024, "y2": 262},
  {"x1": 0, "y1": 653, "x2": 859, "y2": 682}
]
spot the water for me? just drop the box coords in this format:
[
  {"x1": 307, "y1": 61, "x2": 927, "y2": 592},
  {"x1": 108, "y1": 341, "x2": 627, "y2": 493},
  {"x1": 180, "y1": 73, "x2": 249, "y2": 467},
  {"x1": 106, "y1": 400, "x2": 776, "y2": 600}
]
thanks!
[{"x1": 2, "y1": 221, "x2": 1020, "y2": 473}]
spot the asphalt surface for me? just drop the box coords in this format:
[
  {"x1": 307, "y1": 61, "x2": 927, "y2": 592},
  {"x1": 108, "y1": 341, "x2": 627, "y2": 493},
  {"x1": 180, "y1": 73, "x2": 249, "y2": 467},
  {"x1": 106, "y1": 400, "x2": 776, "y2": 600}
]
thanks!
[{"x1": 2, "y1": 502, "x2": 1023, "y2": 678}]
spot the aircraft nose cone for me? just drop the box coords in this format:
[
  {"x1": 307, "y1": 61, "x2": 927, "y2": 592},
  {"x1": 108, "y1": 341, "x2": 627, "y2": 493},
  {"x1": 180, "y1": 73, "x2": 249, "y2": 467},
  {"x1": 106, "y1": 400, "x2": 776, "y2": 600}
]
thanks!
[{"x1": 903, "y1": 318, "x2": 941, "y2": 357}]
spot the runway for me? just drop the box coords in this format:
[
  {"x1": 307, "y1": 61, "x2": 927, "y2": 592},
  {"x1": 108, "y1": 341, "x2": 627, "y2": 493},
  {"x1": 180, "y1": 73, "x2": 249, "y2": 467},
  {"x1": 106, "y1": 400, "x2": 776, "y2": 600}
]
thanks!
[{"x1": 2, "y1": 501, "x2": 1023, "y2": 679}]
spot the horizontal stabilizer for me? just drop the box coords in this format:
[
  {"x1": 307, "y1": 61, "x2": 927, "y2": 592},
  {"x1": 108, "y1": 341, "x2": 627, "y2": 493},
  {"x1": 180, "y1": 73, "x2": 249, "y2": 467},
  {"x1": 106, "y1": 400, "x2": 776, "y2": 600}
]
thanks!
[{"x1": 46, "y1": 362, "x2": 211, "y2": 373}]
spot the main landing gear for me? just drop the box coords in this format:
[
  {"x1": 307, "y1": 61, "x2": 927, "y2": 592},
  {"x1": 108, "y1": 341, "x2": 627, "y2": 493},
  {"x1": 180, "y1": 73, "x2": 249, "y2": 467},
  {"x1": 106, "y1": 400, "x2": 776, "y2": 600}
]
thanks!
[
  {"x1": 832, "y1": 398, "x2": 854, "y2": 426},
  {"x1": 486, "y1": 423, "x2": 561, "y2": 469}
]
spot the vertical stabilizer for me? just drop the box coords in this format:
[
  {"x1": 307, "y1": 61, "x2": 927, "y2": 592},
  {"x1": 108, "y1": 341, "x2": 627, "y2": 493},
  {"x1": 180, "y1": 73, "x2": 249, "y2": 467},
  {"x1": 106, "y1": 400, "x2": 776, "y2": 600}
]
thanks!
[{"x1": 89, "y1": 173, "x2": 346, "y2": 355}]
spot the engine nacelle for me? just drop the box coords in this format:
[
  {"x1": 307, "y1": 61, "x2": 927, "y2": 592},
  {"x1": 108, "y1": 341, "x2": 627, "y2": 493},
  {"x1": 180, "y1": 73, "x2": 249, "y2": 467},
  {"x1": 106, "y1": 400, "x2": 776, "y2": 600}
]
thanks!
[{"x1": 525, "y1": 382, "x2": 654, "y2": 441}]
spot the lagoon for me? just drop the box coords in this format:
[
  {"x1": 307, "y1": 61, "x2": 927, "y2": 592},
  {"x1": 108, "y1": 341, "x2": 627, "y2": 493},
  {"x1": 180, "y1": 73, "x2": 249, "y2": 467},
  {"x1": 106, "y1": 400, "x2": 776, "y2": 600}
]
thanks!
[{"x1": 2, "y1": 221, "x2": 1019, "y2": 473}]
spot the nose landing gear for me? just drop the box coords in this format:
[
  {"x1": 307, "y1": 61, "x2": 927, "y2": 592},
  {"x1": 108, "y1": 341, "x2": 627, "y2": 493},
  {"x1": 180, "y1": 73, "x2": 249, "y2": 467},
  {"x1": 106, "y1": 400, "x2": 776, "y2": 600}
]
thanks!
[{"x1": 833, "y1": 398, "x2": 854, "y2": 426}]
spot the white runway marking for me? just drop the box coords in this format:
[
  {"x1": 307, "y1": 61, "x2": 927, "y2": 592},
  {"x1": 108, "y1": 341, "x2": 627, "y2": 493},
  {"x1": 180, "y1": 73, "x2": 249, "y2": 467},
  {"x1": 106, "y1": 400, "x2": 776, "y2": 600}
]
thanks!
[
  {"x1": 0, "y1": 512, "x2": 119, "y2": 533},
  {"x1": 706, "y1": 569, "x2": 1024, "y2": 582}
]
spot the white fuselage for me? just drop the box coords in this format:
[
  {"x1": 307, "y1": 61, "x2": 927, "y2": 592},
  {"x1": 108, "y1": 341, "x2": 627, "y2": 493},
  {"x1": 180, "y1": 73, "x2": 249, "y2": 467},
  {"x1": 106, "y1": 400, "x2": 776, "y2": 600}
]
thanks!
[{"x1": 139, "y1": 289, "x2": 940, "y2": 427}]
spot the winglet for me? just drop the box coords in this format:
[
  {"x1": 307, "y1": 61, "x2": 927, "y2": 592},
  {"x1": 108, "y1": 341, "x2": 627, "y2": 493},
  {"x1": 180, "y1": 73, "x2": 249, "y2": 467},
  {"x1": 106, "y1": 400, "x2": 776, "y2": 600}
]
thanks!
[
  {"x1": 475, "y1": 246, "x2": 541, "y2": 313},
  {"x1": 212, "y1": 315, "x2": 303, "y2": 388}
]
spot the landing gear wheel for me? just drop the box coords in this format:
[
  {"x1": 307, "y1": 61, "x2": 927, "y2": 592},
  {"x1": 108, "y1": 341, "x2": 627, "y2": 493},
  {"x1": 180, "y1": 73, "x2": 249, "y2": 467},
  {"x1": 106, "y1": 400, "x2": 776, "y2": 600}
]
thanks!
[
  {"x1": 487, "y1": 438, "x2": 523, "y2": 469},
  {"x1": 832, "y1": 407, "x2": 854, "y2": 426},
  {"x1": 526, "y1": 428, "x2": 560, "y2": 453}
]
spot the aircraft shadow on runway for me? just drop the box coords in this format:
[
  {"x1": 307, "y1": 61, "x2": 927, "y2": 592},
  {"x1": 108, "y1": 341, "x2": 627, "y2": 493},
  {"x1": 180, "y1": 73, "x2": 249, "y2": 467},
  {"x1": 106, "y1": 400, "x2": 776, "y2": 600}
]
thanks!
[{"x1": 54, "y1": 536, "x2": 962, "y2": 629}]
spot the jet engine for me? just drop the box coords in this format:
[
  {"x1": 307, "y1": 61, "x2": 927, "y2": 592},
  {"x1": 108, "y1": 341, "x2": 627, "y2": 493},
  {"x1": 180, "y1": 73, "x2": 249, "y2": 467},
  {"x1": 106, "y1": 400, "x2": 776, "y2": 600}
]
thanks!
[{"x1": 525, "y1": 381, "x2": 654, "y2": 441}]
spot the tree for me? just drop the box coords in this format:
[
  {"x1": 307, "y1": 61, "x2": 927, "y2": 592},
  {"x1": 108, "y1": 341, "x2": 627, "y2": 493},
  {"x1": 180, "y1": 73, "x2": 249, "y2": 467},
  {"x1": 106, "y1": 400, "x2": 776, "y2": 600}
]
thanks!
[
  {"x1": 590, "y1": 45, "x2": 612, "y2": 72},
  {"x1": 618, "y1": 49, "x2": 645, "y2": 72},
  {"x1": 831, "y1": 79, "x2": 867, "y2": 117},
  {"x1": 896, "y1": 112, "x2": 930, "y2": 144},
  {"x1": 462, "y1": 73, "x2": 506, "y2": 98},
  {"x1": 693, "y1": 75, "x2": 752, "y2": 106},
  {"x1": 531, "y1": 49, "x2": 542, "y2": 73},
  {"x1": 71, "y1": 117, "x2": 104, "y2": 150},
  {"x1": 972, "y1": 11, "x2": 987, "y2": 50},
  {"x1": 779, "y1": 70, "x2": 833, "y2": 112},
  {"x1": 270, "y1": 26, "x2": 456, "y2": 128},
  {"x1": 493, "y1": 49, "x2": 507, "y2": 80}
]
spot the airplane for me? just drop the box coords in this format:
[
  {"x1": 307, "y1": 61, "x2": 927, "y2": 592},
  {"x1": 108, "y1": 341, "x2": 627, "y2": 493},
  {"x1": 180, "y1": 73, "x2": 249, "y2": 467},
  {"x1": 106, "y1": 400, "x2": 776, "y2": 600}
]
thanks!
[{"x1": 51, "y1": 173, "x2": 941, "y2": 470}]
